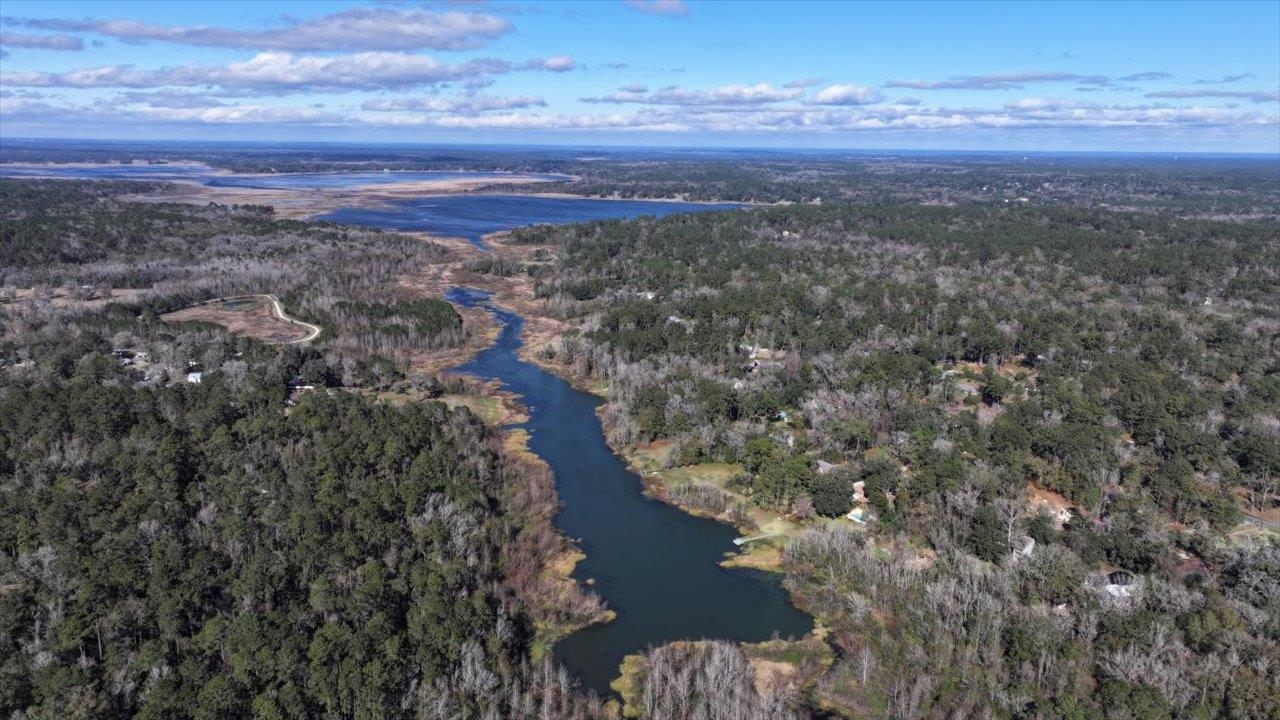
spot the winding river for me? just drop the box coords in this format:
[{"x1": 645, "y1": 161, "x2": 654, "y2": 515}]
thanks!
[
  {"x1": 447, "y1": 288, "x2": 812, "y2": 695},
  {"x1": 0, "y1": 159, "x2": 812, "y2": 693}
]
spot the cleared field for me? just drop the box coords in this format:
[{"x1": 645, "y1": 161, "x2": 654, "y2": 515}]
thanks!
[{"x1": 162, "y1": 297, "x2": 314, "y2": 344}]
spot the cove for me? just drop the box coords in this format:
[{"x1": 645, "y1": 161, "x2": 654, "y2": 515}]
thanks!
[
  {"x1": 319, "y1": 195, "x2": 743, "y2": 250},
  {"x1": 447, "y1": 287, "x2": 812, "y2": 696}
]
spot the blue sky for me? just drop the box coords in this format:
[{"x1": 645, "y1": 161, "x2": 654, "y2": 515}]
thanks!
[{"x1": 1, "y1": 0, "x2": 1277, "y2": 152}]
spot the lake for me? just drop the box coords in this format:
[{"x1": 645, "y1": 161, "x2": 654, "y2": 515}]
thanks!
[
  {"x1": 206, "y1": 170, "x2": 570, "y2": 190},
  {"x1": 0, "y1": 162, "x2": 214, "y2": 180},
  {"x1": 320, "y1": 195, "x2": 743, "y2": 249},
  {"x1": 446, "y1": 288, "x2": 812, "y2": 696},
  {"x1": 0, "y1": 162, "x2": 568, "y2": 189}
]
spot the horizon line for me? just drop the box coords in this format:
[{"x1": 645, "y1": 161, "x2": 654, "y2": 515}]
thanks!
[{"x1": 3, "y1": 136, "x2": 1278, "y2": 160}]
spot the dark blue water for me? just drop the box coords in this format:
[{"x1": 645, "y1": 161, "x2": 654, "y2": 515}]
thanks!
[
  {"x1": 0, "y1": 163, "x2": 213, "y2": 180},
  {"x1": 322, "y1": 195, "x2": 743, "y2": 249},
  {"x1": 446, "y1": 288, "x2": 811, "y2": 695},
  {"x1": 207, "y1": 170, "x2": 569, "y2": 190},
  {"x1": 0, "y1": 163, "x2": 565, "y2": 190}
]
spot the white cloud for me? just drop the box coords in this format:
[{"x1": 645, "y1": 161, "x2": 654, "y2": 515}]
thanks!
[
  {"x1": 0, "y1": 52, "x2": 546, "y2": 92},
  {"x1": 1145, "y1": 89, "x2": 1279, "y2": 104},
  {"x1": 521, "y1": 55, "x2": 577, "y2": 72},
  {"x1": 886, "y1": 72, "x2": 1111, "y2": 90},
  {"x1": 808, "y1": 84, "x2": 883, "y2": 106},
  {"x1": 361, "y1": 95, "x2": 547, "y2": 115},
  {"x1": 1192, "y1": 73, "x2": 1254, "y2": 85},
  {"x1": 1003, "y1": 97, "x2": 1097, "y2": 111},
  {"x1": 8, "y1": 93, "x2": 1271, "y2": 136},
  {"x1": 0, "y1": 30, "x2": 84, "y2": 50},
  {"x1": 10, "y1": 8, "x2": 512, "y2": 52},
  {"x1": 0, "y1": 96, "x2": 346, "y2": 124},
  {"x1": 1117, "y1": 71, "x2": 1171, "y2": 82},
  {"x1": 625, "y1": 0, "x2": 690, "y2": 17},
  {"x1": 582, "y1": 83, "x2": 804, "y2": 106}
]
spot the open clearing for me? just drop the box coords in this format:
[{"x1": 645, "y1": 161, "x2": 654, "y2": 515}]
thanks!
[{"x1": 162, "y1": 295, "x2": 318, "y2": 344}]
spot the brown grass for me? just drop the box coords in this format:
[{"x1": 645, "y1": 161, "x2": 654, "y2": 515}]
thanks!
[
  {"x1": 162, "y1": 298, "x2": 310, "y2": 343},
  {"x1": 393, "y1": 233, "x2": 581, "y2": 380},
  {"x1": 130, "y1": 175, "x2": 565, "y2": 220}
]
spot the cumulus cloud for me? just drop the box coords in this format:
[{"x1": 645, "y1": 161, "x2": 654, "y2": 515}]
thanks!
[
  {"x1": 582, "y1": 83, "x2": 803, "y2": 106},
  {"x1": 1004, "y1": 97, "x2": 1084, "y2": 109},
  {"x1": 4, "y1": 91, "x2": 1275, "y2": 136},
  {"x1": 8, "y1": 8, "x2": 512, "y2": 52},
  {"x1": 807, "y1": 83, "x2": 883, "y2": 106},
  {"x1": 625, "y1": 0, "x2": 689, "y2": 17},
  {"x1": 0, "y1": 95, "x2": 346, "y2": 124},
  {"x1": 361, "y1": 94, "x2": 547, "y2": 115},
  {"x1": 1145, "y1": 89, "x2": 1279, "y2": 104},
  {"x1": 0, "y1": 52, "x2": 573, "y2": 92},
  {"x1": 0, "y1": 30, "x2": 84, "y2": 50},
  {"x1": 521, "y1": 55, "x2": 577, "y2": 72},
  {"x1": 886, "y1": 71, "x2": 1110, "y2": 90}
]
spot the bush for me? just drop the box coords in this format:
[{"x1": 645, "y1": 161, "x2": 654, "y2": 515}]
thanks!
[{"x1": 810, "y1": 474, "x2": 854, "y2": 517}]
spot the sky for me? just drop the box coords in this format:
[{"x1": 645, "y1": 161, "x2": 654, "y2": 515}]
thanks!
[{"x1": 1, "y1": 0, "x2": 1278, "y2": 152}]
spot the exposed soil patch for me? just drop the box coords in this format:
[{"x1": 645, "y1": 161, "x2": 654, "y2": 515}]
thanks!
[{"x1": 162, "y1": 298, "x2": 311, "y2": 343}]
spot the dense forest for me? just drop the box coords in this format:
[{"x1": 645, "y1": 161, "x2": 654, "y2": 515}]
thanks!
[
  {"x1": 1, "y1": 178, "x2": 802, "y2": 720},
  {"x1": 3, "y1": 162, "x2": 1279, "y2": 719},
  {"x1": 512, "y1": 203, "x2": 1280, "y2": 718},
  {"x1": 0, "y1": 180, "x2": 612, "y2": 719},
  {"x1": 0, "y1": 179, "x2": 465, "y2": 371}
]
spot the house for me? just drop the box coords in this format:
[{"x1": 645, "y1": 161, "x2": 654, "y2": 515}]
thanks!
[
  {"x1": 287, "y1": 384, "x2": 317, "y2": 406},
  {"x1": 186, "y1": 372, "x2": 203, "y2": 384},
  {"x1": 815, "y1": 459, "x2": 840, "y2": 475},
  {"x1": 846, "y1": 507, "x2": 866, "y2": 524}
]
